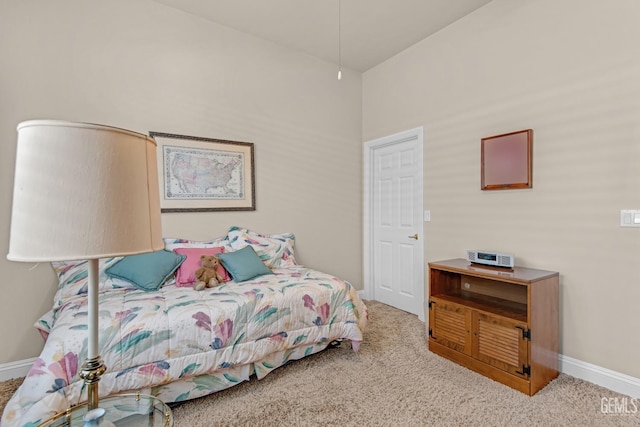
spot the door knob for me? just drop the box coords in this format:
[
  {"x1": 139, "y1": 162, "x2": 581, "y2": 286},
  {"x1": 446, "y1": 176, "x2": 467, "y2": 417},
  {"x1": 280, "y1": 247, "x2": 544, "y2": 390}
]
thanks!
[{"x1": 408, "y1": 233, "x2": 418, "y2": 240}]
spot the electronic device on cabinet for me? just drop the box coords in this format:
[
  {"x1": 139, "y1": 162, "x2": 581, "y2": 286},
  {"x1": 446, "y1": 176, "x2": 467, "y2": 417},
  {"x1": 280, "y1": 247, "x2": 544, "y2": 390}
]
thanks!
[{"x1": 466, "y1": 250, "x2": 514, "y2": 268}]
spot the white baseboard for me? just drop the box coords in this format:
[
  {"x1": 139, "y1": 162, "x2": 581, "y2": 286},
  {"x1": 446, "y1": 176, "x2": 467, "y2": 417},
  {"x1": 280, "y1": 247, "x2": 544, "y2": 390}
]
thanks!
[
  {"x1": 560, "y1": 354, "x2": 640, "y2": 398},
  {"x1": 0, "y1": 358, "x2": 36, "y2": 382},
  {"x1": 2, "y1": 354, "x2": 638, "y2": 398}
]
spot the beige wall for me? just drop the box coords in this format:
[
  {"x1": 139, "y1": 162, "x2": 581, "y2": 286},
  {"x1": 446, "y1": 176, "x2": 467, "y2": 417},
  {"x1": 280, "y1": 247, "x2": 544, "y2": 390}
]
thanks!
[
  {"x1": 363, "y1": 0, "x2": 640, "y2": 378},
  {"x1": 0, "y1": 0, "x2": 362, "y2": 363}
]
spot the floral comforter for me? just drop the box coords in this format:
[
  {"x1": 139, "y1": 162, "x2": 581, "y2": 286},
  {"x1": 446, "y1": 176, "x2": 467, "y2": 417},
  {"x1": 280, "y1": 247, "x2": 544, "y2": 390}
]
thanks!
[{"x1": 1, "y1": 267, "x2": 367, "y2": 427}]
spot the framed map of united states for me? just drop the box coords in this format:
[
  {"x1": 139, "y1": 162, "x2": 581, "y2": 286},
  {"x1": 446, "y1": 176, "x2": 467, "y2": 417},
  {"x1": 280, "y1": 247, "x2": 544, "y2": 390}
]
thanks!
[{"x1": 150, "y1": 132, "x2": 255, "y2": 212}]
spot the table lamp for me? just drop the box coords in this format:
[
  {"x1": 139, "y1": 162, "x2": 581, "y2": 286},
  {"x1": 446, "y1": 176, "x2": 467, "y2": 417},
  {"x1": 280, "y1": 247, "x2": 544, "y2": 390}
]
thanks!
[{"x1": 6, "y1": 120, "x2": 164, "y2": 411}]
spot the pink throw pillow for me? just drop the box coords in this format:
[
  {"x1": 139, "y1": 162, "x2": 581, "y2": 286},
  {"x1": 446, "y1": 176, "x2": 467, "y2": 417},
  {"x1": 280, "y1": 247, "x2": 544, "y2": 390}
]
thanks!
[{"x1": 173, "y1": 247, "x2": 230, "y2": 287}]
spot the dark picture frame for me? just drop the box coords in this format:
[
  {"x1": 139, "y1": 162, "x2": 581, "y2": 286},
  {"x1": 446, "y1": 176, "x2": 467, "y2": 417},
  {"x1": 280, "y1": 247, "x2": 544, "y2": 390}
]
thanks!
[
  {"x1": 481, "y1": 129, "x2": 532, "y2": 190},
  {"x1": 150, "y1": 132, "x2": 255, "y2": 212}
]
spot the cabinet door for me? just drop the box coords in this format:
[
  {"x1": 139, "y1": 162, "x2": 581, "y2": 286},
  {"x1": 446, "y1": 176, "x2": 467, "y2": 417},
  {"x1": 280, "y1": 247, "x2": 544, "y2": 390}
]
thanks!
[
  {"x1": 429, "y1": 298, "x2": 472, "y2": 355},
  {"x1": 472, "y1": 312, "x2": 529, "y2": 378}
]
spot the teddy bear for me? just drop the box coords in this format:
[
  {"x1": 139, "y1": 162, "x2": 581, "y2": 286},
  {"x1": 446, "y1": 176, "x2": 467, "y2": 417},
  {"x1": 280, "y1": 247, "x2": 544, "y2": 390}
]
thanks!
[{"x1": 194, "y1": 255, "x2": 225, "y2": 291}]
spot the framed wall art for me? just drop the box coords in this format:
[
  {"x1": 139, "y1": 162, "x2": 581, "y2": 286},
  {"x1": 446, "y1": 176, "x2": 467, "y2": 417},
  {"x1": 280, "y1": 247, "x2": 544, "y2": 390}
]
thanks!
[
  {"x1": 150, "y1": 132, "x2": 255, "y2": 212},
  {"x1": 481, "y1": 129, "x2": 532, "y2": 190}
]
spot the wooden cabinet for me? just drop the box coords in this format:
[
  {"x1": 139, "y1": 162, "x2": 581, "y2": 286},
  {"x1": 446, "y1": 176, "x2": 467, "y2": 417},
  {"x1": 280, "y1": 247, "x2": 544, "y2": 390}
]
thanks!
[{"x1": 428, "y1": 258, "x2": 559, "y2": 396}]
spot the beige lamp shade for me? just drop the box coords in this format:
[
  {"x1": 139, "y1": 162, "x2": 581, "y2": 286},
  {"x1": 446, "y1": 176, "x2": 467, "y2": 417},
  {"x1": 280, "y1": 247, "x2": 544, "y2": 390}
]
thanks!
[{"x1": 7, "y1": 120, "x2": 164, "y2": 262}]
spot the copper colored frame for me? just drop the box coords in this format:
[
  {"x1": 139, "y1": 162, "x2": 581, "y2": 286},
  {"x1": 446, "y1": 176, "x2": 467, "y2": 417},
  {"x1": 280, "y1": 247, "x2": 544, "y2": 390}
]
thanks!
[{"x1": 481, "y1": 129, "x2": 532, "y2": 191}]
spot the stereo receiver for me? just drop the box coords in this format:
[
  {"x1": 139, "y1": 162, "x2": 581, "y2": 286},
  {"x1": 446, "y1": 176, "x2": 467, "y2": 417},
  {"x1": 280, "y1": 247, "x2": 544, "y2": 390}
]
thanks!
[{"x1": 466, "y1": 250, "x2": 514, "y2": 268}]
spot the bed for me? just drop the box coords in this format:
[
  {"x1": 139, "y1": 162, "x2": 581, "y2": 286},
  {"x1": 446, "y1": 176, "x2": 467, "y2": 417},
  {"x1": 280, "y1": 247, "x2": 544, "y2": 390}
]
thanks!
[{"x1": 1, "y1": 227, "x2": 368, "y2": 426}]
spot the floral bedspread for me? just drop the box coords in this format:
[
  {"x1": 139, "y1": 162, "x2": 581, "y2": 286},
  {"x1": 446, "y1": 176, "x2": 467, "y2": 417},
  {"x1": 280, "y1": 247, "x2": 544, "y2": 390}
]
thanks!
[{"x1": 1, "y1": 267, "x2": 367, "y2": 427}]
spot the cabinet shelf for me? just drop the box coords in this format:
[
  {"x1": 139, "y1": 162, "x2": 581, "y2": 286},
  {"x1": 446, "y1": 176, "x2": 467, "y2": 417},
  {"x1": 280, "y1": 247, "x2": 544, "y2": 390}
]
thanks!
[
  {"x1": 428, "y1": 258, "x2": 559, "y2": 396},
  {"x1": 431, "y1": 291, "x2": 527, "y2": 323}
]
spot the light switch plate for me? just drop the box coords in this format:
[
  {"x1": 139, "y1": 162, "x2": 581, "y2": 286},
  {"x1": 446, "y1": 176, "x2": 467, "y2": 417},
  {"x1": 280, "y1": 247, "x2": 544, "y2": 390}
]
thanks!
[
  {"x1": 424, "y1": 210, "x2": 431, "y2": 222},
  {"x1": 620, "y1": 210, "x2": 640, "y2": 227}
]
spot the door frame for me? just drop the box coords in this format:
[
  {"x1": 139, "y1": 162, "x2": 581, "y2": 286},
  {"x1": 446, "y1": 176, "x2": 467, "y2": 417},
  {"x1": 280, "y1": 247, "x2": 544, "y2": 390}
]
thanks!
[{"x1": 363, "y1": 127, "x2": 425, "y2": 321}]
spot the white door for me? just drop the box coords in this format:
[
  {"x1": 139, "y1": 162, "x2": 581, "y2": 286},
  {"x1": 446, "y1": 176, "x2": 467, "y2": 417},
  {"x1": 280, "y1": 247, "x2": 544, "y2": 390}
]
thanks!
[{"x1": 364, "y1": 128, "x2": 424, "y2": 320}]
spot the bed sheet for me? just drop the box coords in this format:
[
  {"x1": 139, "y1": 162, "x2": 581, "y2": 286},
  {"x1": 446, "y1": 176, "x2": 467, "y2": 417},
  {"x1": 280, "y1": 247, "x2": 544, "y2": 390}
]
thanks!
[{"x1": 1, "y1": 267, "x2": 367, "y2": 427}]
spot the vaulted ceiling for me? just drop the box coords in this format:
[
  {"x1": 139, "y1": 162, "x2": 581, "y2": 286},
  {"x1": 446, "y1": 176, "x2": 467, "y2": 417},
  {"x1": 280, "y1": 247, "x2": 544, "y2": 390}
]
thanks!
[{"x1": 153, "y1": 0, "x2": 493, "y2": 72}]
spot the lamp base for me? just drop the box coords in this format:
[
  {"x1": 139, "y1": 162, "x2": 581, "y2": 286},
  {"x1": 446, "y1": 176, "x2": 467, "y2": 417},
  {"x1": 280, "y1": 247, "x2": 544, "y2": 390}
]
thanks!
[
  {"x1": 80, "y1": 356, "x2": 107, "y2": 410},
  {"x1": 83, "y1": 407, "x2": 116, "y2": 427}
]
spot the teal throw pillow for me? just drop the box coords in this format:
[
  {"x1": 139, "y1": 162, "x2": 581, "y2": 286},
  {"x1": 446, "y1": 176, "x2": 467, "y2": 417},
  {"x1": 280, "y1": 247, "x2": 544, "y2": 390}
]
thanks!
[
  {"x1": 217, "y1": 246, "x2": 272, "y2": 282},
  {"x1": 106, "y1": 250, "x2": 186, "y2": 291}
]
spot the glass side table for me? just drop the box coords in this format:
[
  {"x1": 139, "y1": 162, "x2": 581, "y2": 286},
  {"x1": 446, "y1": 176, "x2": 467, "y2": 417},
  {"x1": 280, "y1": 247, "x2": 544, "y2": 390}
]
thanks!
[{"x1": 39, "y1": 393, "x2": 173, "y2": 427}]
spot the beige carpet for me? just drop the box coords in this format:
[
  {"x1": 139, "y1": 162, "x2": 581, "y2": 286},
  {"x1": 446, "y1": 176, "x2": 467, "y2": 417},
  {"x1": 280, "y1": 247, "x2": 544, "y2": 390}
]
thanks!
[{"x1": 1, "y1": 301, "x2": 637, "y2": 426}]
